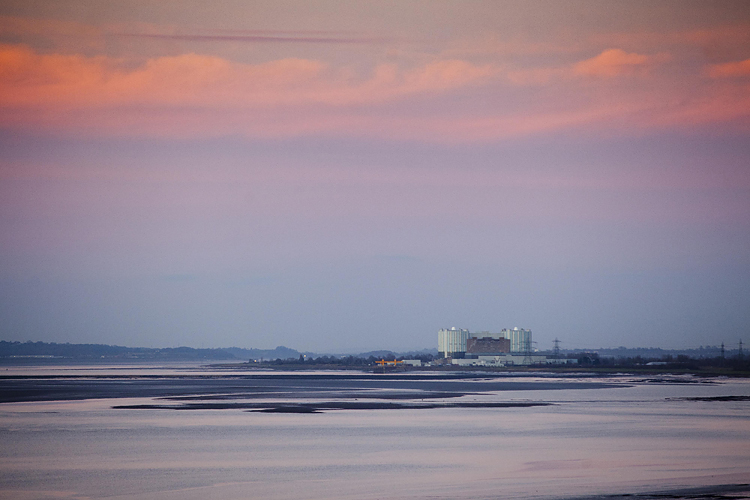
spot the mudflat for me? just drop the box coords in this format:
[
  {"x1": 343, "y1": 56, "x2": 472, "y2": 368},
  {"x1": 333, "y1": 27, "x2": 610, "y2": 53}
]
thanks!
[{"x1": 0, "y1": 371, "x2": 622, "y2": 409}]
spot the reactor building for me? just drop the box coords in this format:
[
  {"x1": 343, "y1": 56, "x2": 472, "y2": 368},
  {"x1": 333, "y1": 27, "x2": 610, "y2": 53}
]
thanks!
[{"x1": 437, "y1": 327, "x2": 470, "y2": 358}]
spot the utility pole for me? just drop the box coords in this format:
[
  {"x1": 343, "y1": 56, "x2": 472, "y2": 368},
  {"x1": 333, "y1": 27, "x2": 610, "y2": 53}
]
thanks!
[
  {"x1": 740, "y1": 339, "x2": 744, "y2": 360},
  {"x1": 523, "y1": 338, "x2": 533, "y2": 366},
  {"x1": 553, "y1": 338, "x2": 561, "y2": 360},
  {"x1": 721, "y1": 342, "x2": 725, "y2": 360}
]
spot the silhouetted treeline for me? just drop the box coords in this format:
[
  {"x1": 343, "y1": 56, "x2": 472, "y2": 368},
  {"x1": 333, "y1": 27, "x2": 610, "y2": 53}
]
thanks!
[
  {"x1": 551, "y1": 345, "x2": 742, "y2": 359},
  {"x1": 264, "y1": 353, "x2": 437, "y2": 366},
  {"x1": 565, "y1": 351, "x2": 750, "y2": 372},
  {"x1": 225, "y1": 346, "x2": 303, "y2": 361}
]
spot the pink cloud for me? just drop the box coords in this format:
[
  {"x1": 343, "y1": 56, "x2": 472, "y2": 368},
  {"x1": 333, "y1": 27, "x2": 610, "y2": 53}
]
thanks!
[
  {"x1": 0, "y1": 44, "x2": 494, "y2": 109},
  {"x1": 573, "y1": 49, "x2": 668, "y2": 77},
  {"x1": 0, "y1": 40, "x2": 748, "y2": 142},
  {"x1": 707, "y1": 58, "x2": 750, "y2": 78}
]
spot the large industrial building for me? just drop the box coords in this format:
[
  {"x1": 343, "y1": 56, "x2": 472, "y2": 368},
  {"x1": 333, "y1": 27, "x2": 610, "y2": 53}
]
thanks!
[
  {"x1": 437, "y1": 327, "x2": 544, "y2": 366},
  {"x1": 466, "y1": 336, "x2": 510, "y2": 355},
  {"x1": 440, "y1": 328, "x2": 532, "y2": 356},
  {"x1": 437, "y1": 328, "x2": 470, "y2": 358}
]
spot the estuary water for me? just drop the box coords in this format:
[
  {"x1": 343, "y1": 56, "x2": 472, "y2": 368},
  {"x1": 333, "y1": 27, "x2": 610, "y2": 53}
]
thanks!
[{"x1": 0, "y1": 365, "x2": 749, "y2": 500}]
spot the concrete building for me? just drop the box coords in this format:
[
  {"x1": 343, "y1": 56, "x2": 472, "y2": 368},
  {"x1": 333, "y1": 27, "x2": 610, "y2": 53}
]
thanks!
[
  {"x1": 438, "y1": 326, "x2": 542, "y2": 366},
  {"x1": 438, "y1": 327, "x2": 469, "y2": 358},
  {"x1": 439, "y1": 326, "x2": 534, "y2": 359},
  {"x1": 502, "y1": 327, "x2": 532, "y2": 353},
  {"x1": 460, "y1": 328, "x2": 532, "y2": 353},
  {"x1": 451, "y1": 354, "x2": 548, "y2": 367},
  {"x1": 466, "y1": 336, "x2": 510, "y2": 355}
]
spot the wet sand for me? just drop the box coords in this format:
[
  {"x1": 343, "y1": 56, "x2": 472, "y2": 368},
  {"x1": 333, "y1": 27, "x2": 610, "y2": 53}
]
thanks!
[
  {"x1": 567, "y1": 483, "x2": 750, "y2": 499},
  {"x1": 0, "y1": 372, "x2": 624, "y2": 405},
  {"x1": 114, "y1": 400, "x2": 553, "y2": 412}
]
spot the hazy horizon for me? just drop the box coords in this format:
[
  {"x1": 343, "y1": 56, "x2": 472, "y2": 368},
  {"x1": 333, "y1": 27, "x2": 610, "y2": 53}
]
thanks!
[
  {"x1": 0, "y1": 337, "x2": 740, "y2": 356},
  {"x1": 1, "y1": 1, "x2": 749, "y2": 353}
]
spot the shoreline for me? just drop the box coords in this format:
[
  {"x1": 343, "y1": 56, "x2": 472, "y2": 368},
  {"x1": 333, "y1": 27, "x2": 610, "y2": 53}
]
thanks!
[{"x1": 562, "y1": 483, "x2": 750, "y2": 500}]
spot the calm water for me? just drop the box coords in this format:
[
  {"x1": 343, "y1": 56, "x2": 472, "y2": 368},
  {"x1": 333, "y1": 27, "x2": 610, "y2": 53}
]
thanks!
[{"x1": 1, "y1": 366, "x2": 749, "y2": 500}]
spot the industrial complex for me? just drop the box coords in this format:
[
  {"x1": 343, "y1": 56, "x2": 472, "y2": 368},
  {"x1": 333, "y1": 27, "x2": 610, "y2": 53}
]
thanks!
[{"x1": 437, "y1": 327, "x2": 574, "y2": 367}]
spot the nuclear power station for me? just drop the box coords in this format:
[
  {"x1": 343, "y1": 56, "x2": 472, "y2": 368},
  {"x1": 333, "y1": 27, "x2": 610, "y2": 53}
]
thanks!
[{"x1": 438, "y1": 327, "x2": 565, "y2": 366}]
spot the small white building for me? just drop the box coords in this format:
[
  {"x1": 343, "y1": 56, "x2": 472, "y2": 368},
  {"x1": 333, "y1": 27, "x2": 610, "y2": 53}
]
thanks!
[{"x1": 451, "y1": 354, "x2": 548, "y2": 367}]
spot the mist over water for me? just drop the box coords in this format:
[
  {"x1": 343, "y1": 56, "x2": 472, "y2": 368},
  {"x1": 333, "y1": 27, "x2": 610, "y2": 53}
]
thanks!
[{"x1": 1, "y1": 366, "x2": 749, "y2": 499}]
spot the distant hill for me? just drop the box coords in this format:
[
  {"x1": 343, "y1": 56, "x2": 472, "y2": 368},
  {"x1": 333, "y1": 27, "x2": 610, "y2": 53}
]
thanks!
[
  {"x1": 356, "y1": 350, "x2": 398, "y2": 359},
  {"x1": 397, "y1": 348, "x2": 439, "y2": 358},
  {"x1": 0, "y1": 342, "x2": 432, "y2": 364},
  {"x1": 0, "y1": 341, "x2": 238, "y2": 362}
]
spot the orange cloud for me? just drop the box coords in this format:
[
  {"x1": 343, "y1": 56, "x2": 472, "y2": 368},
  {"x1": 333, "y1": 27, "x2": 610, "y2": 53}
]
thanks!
[
  {"x1": 707, "y1": 58, "x2": 750, "y2": 78},
  {"x1": 573, "y1": 49, "x2": 667, "y2": 77},
  {"x1": 0, "y1": 44, "x2": 494, "y2": 110}
]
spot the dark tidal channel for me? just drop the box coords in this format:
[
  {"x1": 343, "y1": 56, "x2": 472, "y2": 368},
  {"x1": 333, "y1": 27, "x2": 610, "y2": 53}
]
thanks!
[{"x1": 0, "y1": 373, "x2": 624, "y2": 412}]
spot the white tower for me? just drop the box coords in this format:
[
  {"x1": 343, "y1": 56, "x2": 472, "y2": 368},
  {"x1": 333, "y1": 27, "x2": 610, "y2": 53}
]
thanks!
[{"x1": 438, "y1": 327, "x2": 469, "y2": 358}]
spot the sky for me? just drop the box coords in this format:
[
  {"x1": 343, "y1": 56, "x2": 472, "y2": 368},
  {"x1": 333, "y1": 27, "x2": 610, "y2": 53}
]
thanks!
[{"x1": 1, "y1": 1, "x2": 749, "y2": 353}]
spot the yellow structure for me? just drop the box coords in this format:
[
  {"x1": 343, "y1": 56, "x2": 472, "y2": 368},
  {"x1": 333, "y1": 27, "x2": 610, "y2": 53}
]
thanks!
[{"x1": 375, "y1": 359, "x2": 403, "y2": 366}]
